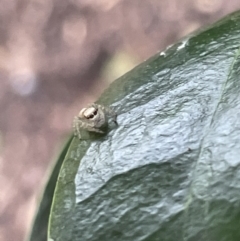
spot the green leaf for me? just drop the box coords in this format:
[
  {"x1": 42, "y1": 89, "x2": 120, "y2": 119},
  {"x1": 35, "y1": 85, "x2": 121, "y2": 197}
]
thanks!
[
  {"x1": 49, "y1": 11, "x2": 240, "y2": 241},
  {"x1": 25, "y1": 137, "x2": 72, "y2": 241}
]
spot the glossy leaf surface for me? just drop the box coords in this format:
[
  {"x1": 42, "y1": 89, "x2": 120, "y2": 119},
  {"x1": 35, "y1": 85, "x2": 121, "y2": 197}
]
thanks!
[{"x1": 49, "y1": 11, "x2": 240, "y2": 241}]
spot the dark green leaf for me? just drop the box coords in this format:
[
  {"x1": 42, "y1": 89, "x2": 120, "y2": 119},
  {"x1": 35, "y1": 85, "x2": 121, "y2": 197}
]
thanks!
[
  {"x1": 49, "y1": 11, "x2": 240, "y2": 241},
  {"x1": 25, "y1": 137, "x2": 72, "y2": 241}
]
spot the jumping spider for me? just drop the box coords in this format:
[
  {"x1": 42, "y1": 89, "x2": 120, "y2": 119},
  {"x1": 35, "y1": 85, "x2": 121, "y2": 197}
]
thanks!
[{"x1": 73, "y1": 103, "x2": 117, "y2": 139}]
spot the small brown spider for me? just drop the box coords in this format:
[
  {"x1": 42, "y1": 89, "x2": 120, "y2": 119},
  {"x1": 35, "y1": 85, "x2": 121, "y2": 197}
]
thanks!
[{"x1": 73, "y1": 103, "x2": 117, "y2": 139}]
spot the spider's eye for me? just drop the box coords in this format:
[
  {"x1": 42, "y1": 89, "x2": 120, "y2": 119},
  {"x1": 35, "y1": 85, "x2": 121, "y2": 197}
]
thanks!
[
  {"x1": 84, "y1": 107, "x2": 98, "y2": 119},
  {"x1": 87, "y1": 114, "x2": 94, "y2": 119}
]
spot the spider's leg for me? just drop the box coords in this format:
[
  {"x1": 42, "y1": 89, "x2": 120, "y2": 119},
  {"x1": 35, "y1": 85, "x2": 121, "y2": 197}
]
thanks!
[
  {"x1": 73, "y1": 116, "x2": 81, "y2": 139},
  {"x1": 106, "y1": 107, "x2": 118, "y2": 124},
  {"x1": 83, "y1": 124, "x2": 105, "y2": 134}
]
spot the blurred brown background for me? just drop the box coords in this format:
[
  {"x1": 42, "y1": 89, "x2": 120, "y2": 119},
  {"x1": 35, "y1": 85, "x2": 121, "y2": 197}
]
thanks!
[{"x1": 0, "y1": 0, "x2": 240, "y2": 240}]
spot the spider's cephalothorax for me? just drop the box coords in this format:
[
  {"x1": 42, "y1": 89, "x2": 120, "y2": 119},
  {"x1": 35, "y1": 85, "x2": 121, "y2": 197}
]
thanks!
[{"x1": 73, "y1": 103, "x2": 117, "y2": 139}]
